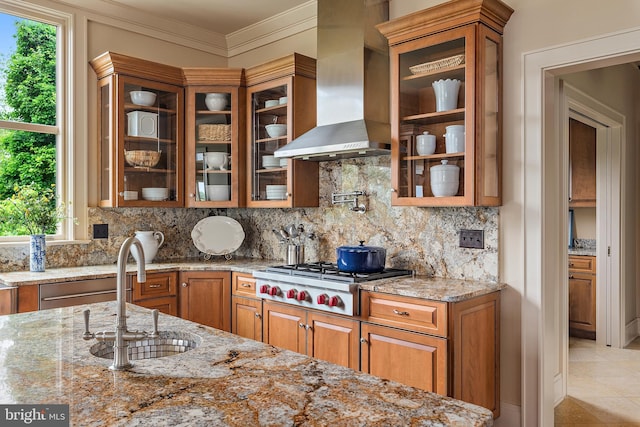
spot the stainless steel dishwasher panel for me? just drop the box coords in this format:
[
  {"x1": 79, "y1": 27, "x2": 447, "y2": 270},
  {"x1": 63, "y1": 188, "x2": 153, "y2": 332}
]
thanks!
[{"x1": 39, "y1": 277, "x2": 118, "y2": 309}]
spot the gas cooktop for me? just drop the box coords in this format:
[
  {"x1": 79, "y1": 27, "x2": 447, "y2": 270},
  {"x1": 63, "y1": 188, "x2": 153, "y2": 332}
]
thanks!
[{"x1": 264, "y1": 262, "x2": 413, "y2": 283}]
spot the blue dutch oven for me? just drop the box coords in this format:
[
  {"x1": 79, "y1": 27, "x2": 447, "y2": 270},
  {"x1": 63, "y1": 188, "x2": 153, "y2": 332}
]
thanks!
[{"x1": 336, "y1": 241, "x2": 386, "y2": 273}]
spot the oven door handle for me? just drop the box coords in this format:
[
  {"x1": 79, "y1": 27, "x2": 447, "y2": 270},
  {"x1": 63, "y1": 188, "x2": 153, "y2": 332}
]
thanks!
[{"x1": 41, "y1": 289, "x2": 118, "y2": 302}]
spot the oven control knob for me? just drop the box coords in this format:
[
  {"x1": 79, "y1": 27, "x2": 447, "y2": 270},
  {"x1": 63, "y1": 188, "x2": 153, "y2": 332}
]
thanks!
[
  {"x1": 328, "y1": 296, "x2": 342, "y2": 307},
  {"x1": 297, "y1": 291, "x2": 308, "y2": 302},
  {"x1": 268, "y1": 286, "x2": 280, "y2": 296},
  {"x1": 259, "y1": 284, "x2": 269, "y2": 294},
  {"x1": 286, "y1": 289, "x2": 297, "y2": 299},
  {"x1": 317, "y1": 294, "x2": 328, "y2": 305}
]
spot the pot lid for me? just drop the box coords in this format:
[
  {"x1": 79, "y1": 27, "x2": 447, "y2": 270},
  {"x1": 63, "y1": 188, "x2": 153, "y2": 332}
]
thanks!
[{"x1": 338, "y1": 240, "x2": 385, "y2": 252}]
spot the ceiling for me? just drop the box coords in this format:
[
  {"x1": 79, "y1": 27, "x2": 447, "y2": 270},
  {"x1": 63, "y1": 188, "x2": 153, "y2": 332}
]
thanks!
[{"x1": 106, "y1": 0, "x2": 311, "y2": 35}]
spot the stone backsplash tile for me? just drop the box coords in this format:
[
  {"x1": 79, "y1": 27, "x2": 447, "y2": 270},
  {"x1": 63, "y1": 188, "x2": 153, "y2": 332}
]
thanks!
[{"x1": 1, "y1": 157, "x2": 499, "y2": 281}]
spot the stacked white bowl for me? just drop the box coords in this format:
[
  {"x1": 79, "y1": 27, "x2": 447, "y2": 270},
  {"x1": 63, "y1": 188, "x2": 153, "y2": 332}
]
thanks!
[
  {"x1": 206, "y1": 185, "x2": 230, "y2": 201},
  {"x1": 265, "y1": 185, "x2": 287, "y2": 200},
  {"x1": 262, "y1": 155, "x2": 280, "y2": 169},
  {"x1": 265, "y1": 124, "x2": 287, "y2": 138},
  {"x1": 279, "y1": 158, "x2": 288, "y2": 168},
  {"x1": 141, "y1": 187, "x2": 169, "y2": 201}
]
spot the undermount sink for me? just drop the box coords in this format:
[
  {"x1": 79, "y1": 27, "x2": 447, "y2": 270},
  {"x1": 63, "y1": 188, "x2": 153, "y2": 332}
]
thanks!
[{"x1": 90, "y1": 331, "x2": 201, "y2": 361}]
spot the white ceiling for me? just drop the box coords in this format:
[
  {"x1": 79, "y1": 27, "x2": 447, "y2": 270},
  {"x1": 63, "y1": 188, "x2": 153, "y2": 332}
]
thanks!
[{"x1": 106, "y1": 0, "x2": 311, "y2": 35}]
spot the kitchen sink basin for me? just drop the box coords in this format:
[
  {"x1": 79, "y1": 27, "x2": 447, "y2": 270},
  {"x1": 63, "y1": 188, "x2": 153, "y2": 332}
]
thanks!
[{"x1": 90, "y1": 331, "x2": 201, "y2": 360}]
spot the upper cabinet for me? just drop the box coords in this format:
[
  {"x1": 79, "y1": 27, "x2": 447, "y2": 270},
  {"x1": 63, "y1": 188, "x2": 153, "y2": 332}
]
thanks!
[
  {"x1": 245, "y1": 54, "x2": 319, "y2": 208},
  {"x1": 569, "y1": 117, "x2": 596, "y2": 207},
  {"x1": 182, "y1": 68, "x2": 246, "y2": 208},
  {"x1": 377, "y1": 0, "x2": 513, "y2": 207},
  {"x1": 90, "y1": 52, "x2": 184, "y2": 208}
]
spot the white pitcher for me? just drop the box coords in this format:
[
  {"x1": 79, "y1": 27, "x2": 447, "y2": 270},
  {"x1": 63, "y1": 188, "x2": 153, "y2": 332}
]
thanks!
[{"x1": 130, "y1": 230, "x2": 165, "y2": 264}]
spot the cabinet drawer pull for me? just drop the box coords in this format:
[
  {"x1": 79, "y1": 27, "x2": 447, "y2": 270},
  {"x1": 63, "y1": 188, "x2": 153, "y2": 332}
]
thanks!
[
  {"x1": 181, "y1": 283, "x2": 188, "y2": 288},
  {"x1": 148, "y1": 284, "x2": 162, "y2": 288},
  {"x1": 393, "y1": 309, "x2": 410, "y2": 316},
  {"x1": 241, "y1": 283, "x2": 252, "y2": 288}
]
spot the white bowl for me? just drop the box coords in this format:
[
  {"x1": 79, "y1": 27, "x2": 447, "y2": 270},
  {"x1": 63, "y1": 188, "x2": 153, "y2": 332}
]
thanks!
[
  {"x1": 204, "y1": 152, "x2": 229, "y2": 170},
  {"x1": 206, "y1": 185, "x2": 230, "y2": 201},
  {"x1": 123, "y1": 191, "x2": 138, "y2": 201},
  {"x1": 266, "y1": 185, "x2": 287, "y2": 191},
  {"x1": 130, "y1": 91, "x2": 156, "y2": 106},
  {"x1": 262, "y1": 155, "x2": 279, "y2": 168},
  {"x1": 141, "y1": 187, "x2": 169, "y2": 201},
  {"x1": 279, "y1": 96, "x2": 288, "y2": 105},
  {"x1": 265, "y1": 100, "x2": 279, "y2": 108},
  {"x1": 265, "y1": 124, "x2": 287, "y2": 138},
  {"x1": 279, "y1": 158, "x2": 288, "y2": 168},
  {"x1": 205, "y1": 93, "x2": 228, "y2": 111}
]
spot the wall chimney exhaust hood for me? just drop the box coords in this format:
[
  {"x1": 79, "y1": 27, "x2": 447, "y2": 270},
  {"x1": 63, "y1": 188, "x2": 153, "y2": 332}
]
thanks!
[{"x1": 274, "y1": 0, "x2": 390, "y2": 161}]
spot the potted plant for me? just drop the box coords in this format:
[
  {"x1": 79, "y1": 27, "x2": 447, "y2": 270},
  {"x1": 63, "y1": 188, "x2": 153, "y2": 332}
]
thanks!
[{"x1": 1, "y1": 184, "x2": 73, "y2": 272}]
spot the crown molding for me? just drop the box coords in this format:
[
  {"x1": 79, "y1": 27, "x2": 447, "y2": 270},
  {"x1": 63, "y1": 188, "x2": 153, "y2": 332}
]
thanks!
[
  {"x1": 16, "y1": 0, "x2": 317, "y2": 59},
  {"x1": 226, "y1": 0, "x2": 317, "y2": 58}
]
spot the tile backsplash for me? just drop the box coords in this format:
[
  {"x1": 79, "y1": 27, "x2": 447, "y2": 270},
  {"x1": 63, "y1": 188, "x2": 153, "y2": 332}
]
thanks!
[{"x1": 0, "y1": 157, "x2": 499, "y2": 281}]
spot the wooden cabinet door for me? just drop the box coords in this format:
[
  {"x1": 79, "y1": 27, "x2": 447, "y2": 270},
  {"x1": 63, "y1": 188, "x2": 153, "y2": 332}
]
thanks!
[
  {"x1": 179, "y1": 271, "x2": 231, "y2": 331},
  {"x1": 569, "y1": 117, "x2": 596, "y2": 207},
  {"x1": 232, "y1": 296, "x2": 262, "y2": 342},
  {"x1": 569, "y1": 272, "x2": 596, "y2": 337},
  {"x1": 450, "y1": 293, "x2": 500, "y2": 418},
  {"x1": 262, "y1": 301, "x2": 306, "y2": 354},
  {"x1": 307, "y1": 311, "x2": 360, "y2": 370},
  {"x1": 136, "y1": 296, "x2": 178, "y2": 317},
  {"x1": 0, "y1": 287, "x2": 17, "y2": 315},
  {"x1": 360, "y1": 322, "x2": 447, "y2": 395}
]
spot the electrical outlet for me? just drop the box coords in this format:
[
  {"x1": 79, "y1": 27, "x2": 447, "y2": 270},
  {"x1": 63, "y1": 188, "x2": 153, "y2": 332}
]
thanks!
[
  {"x1": 93, "y1": 224, "x2": 109, "y2": 239},
  {"x1": 459, "y1": 229, "x2": 484, "y2": 249}
]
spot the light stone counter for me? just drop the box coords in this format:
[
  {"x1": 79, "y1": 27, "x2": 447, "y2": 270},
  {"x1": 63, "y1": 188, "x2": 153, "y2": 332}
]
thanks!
[
  {"x1": 568, "y1": 248, "x2": 597, "y2": 257},
  {"x1": 0, "y1": 302, "x2": 493, "y2": 426},
  {"x1": 0, "y1": 260, "x2": 504, "y2": 304}
]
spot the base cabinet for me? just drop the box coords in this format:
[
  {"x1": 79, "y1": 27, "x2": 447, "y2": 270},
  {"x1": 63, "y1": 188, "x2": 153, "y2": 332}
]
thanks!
[
  {"x1": 263, "y1": 301, "x2": 359, "y2": 370},
  {"x1": 131, "y1": 271, "x2": 178, "y2": 316},
  {"x1": 231, "y1": 273, "x2": 262, "y2": 341},
  {"x1": 0, "y1": 287, "x2": 17, "y2": 315},
  {"x1": 569, "y1": 255, "x2": 596, "y2": 339},
  {"x1": 361, "y1": 290, "x2": 500, "y2": 418},
  {"x1": 179, "y1": 271, "x2": 231, "y2": 331},
  {"x1": 361, "y1": 322, "x2": 447, "y2": 394}
]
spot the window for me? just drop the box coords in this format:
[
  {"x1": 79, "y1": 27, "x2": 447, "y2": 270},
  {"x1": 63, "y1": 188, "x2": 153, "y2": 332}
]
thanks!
[{"x1": 0, "y1": 4, "x2": 72, "y2": 242}]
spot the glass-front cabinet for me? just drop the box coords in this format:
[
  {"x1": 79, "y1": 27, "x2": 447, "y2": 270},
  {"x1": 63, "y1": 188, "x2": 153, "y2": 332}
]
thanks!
[
  {"x1": 183, "y1": 68, "x2": 245, "y2": 207},
  {"x1": 378, "y1": 0, "x2": 513, "y2": 207},
  {"x1": 245, "y1": 54, "x2": 318, "y2": 208},
  {"x1": 90, "y1": 52, "x2": 184, "y2": 207}
]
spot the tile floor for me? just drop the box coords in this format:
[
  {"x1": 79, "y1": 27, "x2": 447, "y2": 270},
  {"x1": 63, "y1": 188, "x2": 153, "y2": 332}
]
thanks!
[{"x1": 555, "y1": 336, "x2": 640, "y2": 426}]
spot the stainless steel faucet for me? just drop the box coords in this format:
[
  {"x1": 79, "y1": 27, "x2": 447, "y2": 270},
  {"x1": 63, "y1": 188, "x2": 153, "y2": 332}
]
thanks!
[{"x1": 83, "y1": 236, "x2": 159, "y2": 370}]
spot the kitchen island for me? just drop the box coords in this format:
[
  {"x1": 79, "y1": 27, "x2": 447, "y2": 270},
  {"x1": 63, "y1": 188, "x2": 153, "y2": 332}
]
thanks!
[{"x1": 0, "y1": 302, "x2": 494, "y2": 426}]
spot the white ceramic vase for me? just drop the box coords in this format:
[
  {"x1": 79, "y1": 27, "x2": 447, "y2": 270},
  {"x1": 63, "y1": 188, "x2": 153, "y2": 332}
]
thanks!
[
  {"x1": 130, "y1": 230, "x2": 165, "y2": 264},
  {"x1": 432, "y1": 79, "x2": 461, "y2": 112}
]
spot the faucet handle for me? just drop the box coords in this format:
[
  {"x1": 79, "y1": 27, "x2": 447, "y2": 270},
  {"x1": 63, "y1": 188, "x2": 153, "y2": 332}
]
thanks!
[
  {"x1": 149, "y1": 309, "x2": 159, "y2": 338},
  {"x1": 82, "y1": 309, "x2": 94, "y2": 340}
]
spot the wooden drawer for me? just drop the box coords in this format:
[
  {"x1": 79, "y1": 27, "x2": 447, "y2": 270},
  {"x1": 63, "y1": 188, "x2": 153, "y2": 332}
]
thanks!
[
  {"x1": 132, "y1": 272, "x2": 177, "y2": 301},
  {"x1": 232, "y1": 273, "x2": 257, "y2": 298},
  {"x1": 134, "y1": 296, "x2": 178, "y2": 317},
  {"x1": 569, "y1": 255, "x2": 595, "y2": 274},
  {"x1": 361, "y1": 291, "x2": 447, "y2": 337}
]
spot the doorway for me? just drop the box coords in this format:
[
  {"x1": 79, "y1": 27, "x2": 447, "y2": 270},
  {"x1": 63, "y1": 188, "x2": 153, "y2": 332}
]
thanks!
[{"x1": 522, "y1": 28, "x2": 640, "y2": 426}]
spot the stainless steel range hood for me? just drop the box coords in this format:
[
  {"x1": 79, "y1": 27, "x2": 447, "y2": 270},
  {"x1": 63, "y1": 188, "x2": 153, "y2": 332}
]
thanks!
[{"x1": 274, "y1": 0, "x2": 390, "y2": 161}]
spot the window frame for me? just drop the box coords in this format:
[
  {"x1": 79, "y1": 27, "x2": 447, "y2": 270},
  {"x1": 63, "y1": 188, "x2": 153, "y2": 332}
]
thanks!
[{"x1": 0, "y1": 2, "x2": 77, "y2": 245}]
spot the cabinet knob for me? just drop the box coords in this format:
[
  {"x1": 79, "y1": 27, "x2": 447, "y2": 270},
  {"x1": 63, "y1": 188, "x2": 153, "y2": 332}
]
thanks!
[
  {"x1": 299, "y1": 322, "x2": 305, "y2": 328},
  {"x1": 285, "y1": 192, "x2": 291, "y2": 198},
  {"x1": 305, "y1": 324, "x2": 312, "y2": 331},
  {"x1": 391, "y1": 188, "x2": 397, "y2": 193},
  {"x1": 119, "y1": 191, "x2": 125, "y2": 197},
  {"x1": 181, "y1": 282, "x2": 188, "y2": 288},
  {"x1": 189, "y1": 193, "x2": 195, "y2": 198},
  {"x1": 569, "y1": 275, "x2": 575, "y2": 279},
  {"x1": 254, "y1": 313, "x2": 261, "y2": 319},
  {"x1": 360, "y1": 337, "x2": 367, "y2": 344}
]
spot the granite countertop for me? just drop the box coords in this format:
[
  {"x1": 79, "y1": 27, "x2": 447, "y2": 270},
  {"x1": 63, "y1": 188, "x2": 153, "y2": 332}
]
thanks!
[
  {"x1": 0, "y1": 259, "x2": 505, "y2": 303},
  {"x1": 568, "y1": 248, "x2": 597, "y2": 257},
  {"x1": 0, "y1": 302, "x2": 493, "y2": 426}
]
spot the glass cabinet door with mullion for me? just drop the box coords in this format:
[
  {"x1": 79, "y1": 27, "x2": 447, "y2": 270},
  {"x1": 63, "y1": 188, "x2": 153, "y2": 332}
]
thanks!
[
  {"x1": 247, "y1": 78, "x2": 291, "y2": 207},
  {"x1": 391, "y1": 25, "x2": 474, "y2": 206},
  {"x1": 185, "y1": 84, "x2": 243, "y2": 207}
]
